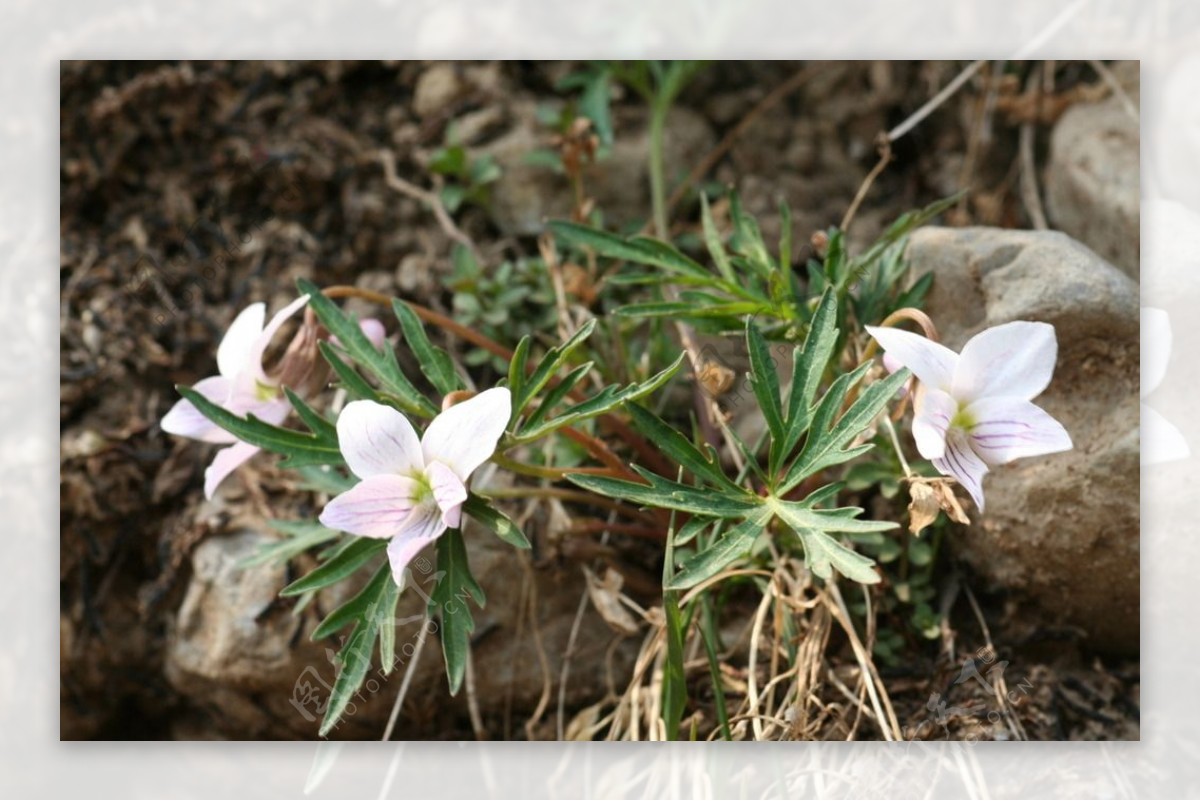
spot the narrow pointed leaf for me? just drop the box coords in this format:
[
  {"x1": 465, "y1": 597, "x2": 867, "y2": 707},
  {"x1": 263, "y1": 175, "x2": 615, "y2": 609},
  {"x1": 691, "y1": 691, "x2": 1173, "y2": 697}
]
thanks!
[
  {"x1": 177, "y1": 385, "x2": 343, "y2": 468},
  {"x1": 298, "y1": 278, "x2": 437, "y2": 418},
  {"x1": 392, "y1": 300, "x2": 463, "y2": 396},
  {"x1": 464, "y1": 494, "x2": 531, "y2": 549},
  {"x1": 666, "y1": 506, "x2": 773, "y2": 590},
  {"x1": 429, "y1": 527, "x2": 486, "y2": 695},
  {"x1": 280, "y1": 536, "x2": 388, "y2": 597}
]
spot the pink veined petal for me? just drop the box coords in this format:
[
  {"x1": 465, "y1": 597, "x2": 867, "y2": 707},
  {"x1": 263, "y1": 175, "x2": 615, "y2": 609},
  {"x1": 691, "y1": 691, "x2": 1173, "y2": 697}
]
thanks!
[
  {"x1": 246, "y1": 294, "x2": 310, "y2": 384},
  {"x1": 335, "y1": 400, "x2": 425, "y2": 479},
  {"x1": 386, "y1": 504, "x2": 448, "y2": 586},
  {"x1": 216, "y1": 303, "x2": 266, "y2": 378},
  {"x1": 203, "y1": 440, "x2": 260, "y2": 499},
  {"x1": 161, "y1": 375, "x2": 238, "y2": 444},
  {"x1": 318, "y1": 474, "x2": 420, "y2": 539},
  {"x1": 933, "y1": 430, "x2": 989, "y2": 512},
  {"x1": 1142, "y1": 403, "x2": 1190, "y2": 465},
  {"x1": 911, "y1": 387, "x2": 956, "y2": 461},
  {"x1": 864, "y1": 326, "x2": 958, "y2": 392},
  {"x1": 952, "y1": 321, "x2": 1057, "y2": 403},
  {"x1": 421, "y1": 387, "x2": 512, "y2": 482},
  {"x1": 1141, "y1": 308, "x2": 1171, "y2": 398},
  {"x1": 965, "y1": 396, "x2": 1073, "y2": 466},
  {"x1": 427, "y1": 461, "x2": 468, "y2": 528},
  {"x1": 234, "y1": 395, "x2": 292, "y2": 427}
]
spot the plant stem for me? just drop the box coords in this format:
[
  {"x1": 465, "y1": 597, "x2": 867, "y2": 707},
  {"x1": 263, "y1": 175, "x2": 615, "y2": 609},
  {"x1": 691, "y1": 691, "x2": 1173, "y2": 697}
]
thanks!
[{"x1": 648, "y1": 100, "x2": 669, "y2": 240}]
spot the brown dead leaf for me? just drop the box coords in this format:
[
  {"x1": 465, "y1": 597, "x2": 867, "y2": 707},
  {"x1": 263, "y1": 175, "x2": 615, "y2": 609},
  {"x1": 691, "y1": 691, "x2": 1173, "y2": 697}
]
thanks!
[
  {"x1": 907, "y1": 477, "x2": 971, "y2": 534},
  {"x1": 584, "y1": 566, "x2": 640, "y2": 636}
]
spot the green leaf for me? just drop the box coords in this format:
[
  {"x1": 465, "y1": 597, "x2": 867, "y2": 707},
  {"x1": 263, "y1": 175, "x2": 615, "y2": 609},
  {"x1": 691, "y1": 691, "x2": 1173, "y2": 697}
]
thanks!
[
  {"x1": 666, "y1": 506, "x2": 773, "y2": 590},
  {"x1": 700, "y1": 193, "x2": 736, "y2": 284},
  {"x1": 784, "y1": 289, "x2": 839, "y2": 449},
  {"x1": 793, "y1": 527, "x2": 880, "y2": 584},
  {"x1": 780, "y1": 366, "x2": 910, "y2": 493},
  {"x1": 673, "y1": 515, "x2": 713, "y2": 546},
  {"x1": 771, "y1": 498, "x2": 889, "y2": 584},
  {"x1": 392, "y1": 300, "x2": 463, "y2": 396},
  {"x1": 570, "y1": 465, "x2": 763, "y2": 518},
  {"x1": 284, "y1": 387, "x2": 337, "y2": 440},
  {"x1": 280, "y1": 536, "x2": 388, "y2": 597},
  {"x1": 311, "y1": 561, "x2": 394, "y2": 641},
  {"x1": 615, "y1": 300, "x2": 767, "y2": 320},
  {"x1": 746, "y1": 320, "x2": 785, "y2": 449},
  {"x1": 298, "y1": 279, "x2": 437, "y2": 418},
  {"x1": 699, "y1": 596, "x2": 732, "y2": 740},
  {"x1": 661, "y1": 583, "x2": 687, "y2": 739},
  {"x1": 624, "y1": 403, "x2": 737, "y2": 491},
  {"x1": 429, "y1": 527, "x2": 486, "y2": 695},
  {"x1": 514, "y1": 353, "x2": 685, "y2": 443},
  {"x1": 512, "y1": 319, "x2": 596, "y2": 416},
  {"x1": 548, "y1": 221, "x2": 711, "y2": 281},
  {"x1": 507, "y1": 335, "x2": 532, "y2": 406},
  {"x1": 318, "y1": 341, "x2": 382, "y2": 402},
  {"x1": 238, "y1": 520, "x2": 341, "y2": 568},
  {"x1": 770, "y1": 498, "x2": 898, "y2": 534},
  {"x1": 578, "y1": 67, "x2": 614, "y2": 146},
  {"x1": 463, "y1": 494, "x2": 531, "y2": 549},
  {"x1": 319, "y1": 618, "x2": 379, "y2": 736},
  {"x1": 176, "y1": 385, "x2": 343, "y2": 469},
  {"x1": 518, "y1": 361, "x2": 592, "y2": 433},
  {"x1": 842, "y1": 195, "x2": 960, "y2": 292}
]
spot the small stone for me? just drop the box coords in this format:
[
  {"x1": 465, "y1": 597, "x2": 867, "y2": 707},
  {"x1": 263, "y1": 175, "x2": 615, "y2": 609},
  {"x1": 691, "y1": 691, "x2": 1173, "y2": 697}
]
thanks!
[{"x1": 413, "y1": 64, "x2": 464, "y2": 119}]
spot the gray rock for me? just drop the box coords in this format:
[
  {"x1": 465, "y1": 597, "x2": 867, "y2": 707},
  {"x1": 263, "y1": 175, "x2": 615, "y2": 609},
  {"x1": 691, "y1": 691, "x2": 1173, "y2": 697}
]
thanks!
[
  {"x1": 907, "y1": 226, "x2": 1139, "y2": 653},
  {"x1": 481, "y1": 103, "x2": 716, "y2": 236},
  {"x1": 165, "y1": 520, "x2": 637, "y2": 739},
  {"x1": 1044, "y1": 63, "x2": 1140, "y2": 279}
]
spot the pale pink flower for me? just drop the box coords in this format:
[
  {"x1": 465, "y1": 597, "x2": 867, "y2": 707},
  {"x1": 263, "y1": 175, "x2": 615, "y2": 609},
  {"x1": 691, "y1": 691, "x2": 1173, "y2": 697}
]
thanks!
[
  {"x1": 162, "y1": 296, "x2": 309, "y2": 497},
  {"x1": 865, "y1": 321, "x2": 1073, "y2": 511},
  {"x1": 319, "y1": 389, "x2": 511, "y2": 584}
]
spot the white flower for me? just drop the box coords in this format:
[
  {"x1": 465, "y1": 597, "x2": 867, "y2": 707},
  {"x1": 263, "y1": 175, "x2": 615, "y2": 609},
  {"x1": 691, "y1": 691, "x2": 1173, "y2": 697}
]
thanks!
[
  {"x1": 162, "y1": 296, "x2": 309, "y2": 498},
  {"x1": 866, "y1": 321, "x2": 1073, "y2": 511},
  {"x1": 1141, "y1": 307, "x2": 1189, "y2": 464},
  {"x1": 319, "y1": 389, "x2": 511, "y2": 585}
]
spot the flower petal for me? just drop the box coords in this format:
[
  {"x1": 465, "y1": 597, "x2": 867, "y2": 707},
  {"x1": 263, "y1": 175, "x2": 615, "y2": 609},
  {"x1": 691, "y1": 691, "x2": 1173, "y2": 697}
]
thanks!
[
  {"x1": 335, "y1": 400, "x2": 425, "y2": 479},
  {"x1": 1141, "y1": 307, "x2": 1171, "y2": 398},
  {"x1": 965, "y1": 396, "x2": 1073, "y2": 466},
  {"x1": 912, "y1": 387, "x2": 956, "y2": 460},
  {"x1": 427, "y1": 461, "x2": 468, "y2": 528},
  {"x1": 933, "y1": 430, "x2": 989, "y2": 511},
  {"x1": 161, "y1": 376, "x2": 238, "y2": 444},
  {"x1": 246, "y1": 294, "x2": 310, "y2": 384},
  {"x1": 216, "y1": 303, "x2": 266, "y2": 378},
  {"x1": 421, "y1": 387, "x2": 511, "y2": 482},
  {"x1": 318, "y1": 474, "x2": 420, "y2": 539},
  {"x1": 1142, "y1": 403, "x2": 1190, "y2": 465},
  {"x1": 952, "y1": 321, "x2": 1057, "y2": 403},
  {"x1": 865, "y1": 326, "x2": 958, "y2": 392},
  {"x1": 386, "y1": 505, "x2": 448, "y2": 586},
  {"x1": 203, "y1": 440, "x2": 260, "y2": 499}
]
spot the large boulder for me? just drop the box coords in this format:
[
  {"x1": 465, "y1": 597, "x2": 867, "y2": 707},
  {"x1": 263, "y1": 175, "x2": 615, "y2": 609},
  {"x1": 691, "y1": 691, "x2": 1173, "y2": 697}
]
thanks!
[
  {"x1": 1044, "y1": 62, "x2": 1140, "y2": 279},
  {"x1": 906, "y1": 226, "x2": 1139, "y2": 653}
]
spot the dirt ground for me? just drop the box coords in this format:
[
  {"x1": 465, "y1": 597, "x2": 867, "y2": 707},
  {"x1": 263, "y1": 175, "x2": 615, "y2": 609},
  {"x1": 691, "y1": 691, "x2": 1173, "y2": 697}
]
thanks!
[{"x1": 59, "y1": 60, "x2": 1139, "y2": 740}]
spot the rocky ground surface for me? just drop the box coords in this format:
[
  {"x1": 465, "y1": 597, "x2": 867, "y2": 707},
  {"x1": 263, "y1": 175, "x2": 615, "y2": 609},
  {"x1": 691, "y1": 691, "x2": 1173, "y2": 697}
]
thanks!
[{"x1": 60, "y1": 60, "x2": 1140, "y2": 740}]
